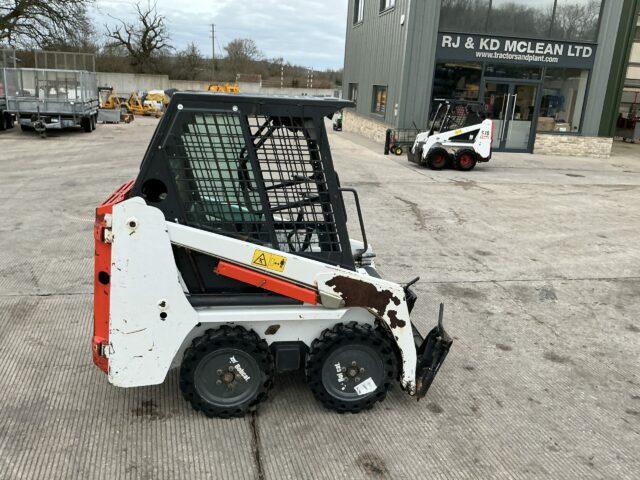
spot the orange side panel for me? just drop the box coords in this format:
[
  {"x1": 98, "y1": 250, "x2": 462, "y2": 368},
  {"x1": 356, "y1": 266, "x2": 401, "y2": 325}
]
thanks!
[
  {"x1": 92, "y1": 180, "x2": 135, "y2": 373},
  {"x1": 215, "y1": 261, "x2": 318, "y2": 305}
]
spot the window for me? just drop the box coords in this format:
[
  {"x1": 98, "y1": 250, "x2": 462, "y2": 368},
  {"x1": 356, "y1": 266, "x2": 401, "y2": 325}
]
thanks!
[
  {"x1": 432, "y1": 62, "x2": 482, "y2": 101},
  {"x1": 487, "y1": 0, "x2": 555, "y2": 38},
  {"x1": 439, "y1": 0, "x2": 603, "y2": 42},
  {"x1": 380, "y1": 0, "x2": 395, "y2": 12},
  {"x1": 354, "y1": 0, "x2": 365, "y2": 24},
  {"x1": 538, "y1": 68, "x2": 589, "y2": 134},
  {"x1": 371, "y1": 85, "x2": 387, "y2": 115},
  {"x1": 630, "y1": 44, "x2": 640, "y2": 65},
  {"x1": 484, "y1": 64, "x2": 542, "y2": 80},
  {"x1": 348, "y1": 83, "x2": 359, "y2": 104},
  {"x1": 550, "y1": 0, "x2": 602, "y2": 42},
  {"x1": 440, "y1": 0, "x2": 490, "y2": 33}
]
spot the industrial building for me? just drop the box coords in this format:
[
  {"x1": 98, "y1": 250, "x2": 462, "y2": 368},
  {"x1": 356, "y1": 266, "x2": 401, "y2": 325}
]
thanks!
[{"x1": 342, "y1": 0, "x2": 640, "y2": 156}]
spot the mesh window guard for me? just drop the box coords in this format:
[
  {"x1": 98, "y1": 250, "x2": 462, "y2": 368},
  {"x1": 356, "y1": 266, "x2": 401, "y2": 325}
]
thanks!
[{"x1": 166, "y1": 111, "x2": 343, "y2": 257}]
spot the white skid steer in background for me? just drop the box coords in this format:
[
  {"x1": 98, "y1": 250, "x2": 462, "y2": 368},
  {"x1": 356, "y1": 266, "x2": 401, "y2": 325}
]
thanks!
[
  {"x1": 408, "y1": 100, "x2": 493, "y2": 171},
  {"x1": 92, "y1": 93, "x2": 452, "y2": 418}
]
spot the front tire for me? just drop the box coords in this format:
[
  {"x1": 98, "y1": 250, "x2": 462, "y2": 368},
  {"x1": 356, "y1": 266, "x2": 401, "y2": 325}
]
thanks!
[
  {"x1": 306, "y1": 322, "x2": 396, "y2": 413},
  {"x1": 179, "y1": 325, "x2": 274, "y2": 418}
]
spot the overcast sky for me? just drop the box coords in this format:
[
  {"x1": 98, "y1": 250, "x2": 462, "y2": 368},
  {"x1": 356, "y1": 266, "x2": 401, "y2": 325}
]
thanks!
[{"x1": 92, "y1": 0, "x2": 349, "y2": 70}]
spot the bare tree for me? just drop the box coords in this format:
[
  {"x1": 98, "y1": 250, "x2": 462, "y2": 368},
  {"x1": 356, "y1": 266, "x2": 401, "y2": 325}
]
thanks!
[
  {"x1": 0, "y1": 0, "x2": 93, "y2": 47},
  {"x1": 105, "y1": 1, "x2": 171, "y2": 71},
  {"x1": 224, "y1": 38, "x2": 262, "y2": 74},
  {"x1": 175, "y1": 42, "x2": 204, "y2": 81}
]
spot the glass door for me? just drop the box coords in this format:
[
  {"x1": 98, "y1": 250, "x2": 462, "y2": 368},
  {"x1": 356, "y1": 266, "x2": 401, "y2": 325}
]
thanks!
[
  {"x1": 483, "y1": 81, "x2": 538, "y2": 152},
  {"x1": 483, "y1": 82, "x2": 510, "y2": 150},
  {"x1": 505, "y1": 84, "x2": 538, "y2": 150}
]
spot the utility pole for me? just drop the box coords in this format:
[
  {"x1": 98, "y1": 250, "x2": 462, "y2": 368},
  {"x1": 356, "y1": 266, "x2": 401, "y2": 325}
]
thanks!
[
  {"x1": 210, "y1": 24, "x2": 216, "y2": 82},
  {"x1": 280, "y1": 64, "x2": 284, "y2": 89}
]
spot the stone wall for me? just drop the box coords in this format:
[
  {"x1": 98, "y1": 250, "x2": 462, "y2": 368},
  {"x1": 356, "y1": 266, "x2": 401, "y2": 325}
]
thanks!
[
  {"x1": 342, "y1": 110, "x2": 390, "y2": 144},
  {"x1": 534, "y1": 134, "x2": 614, "y2": 158}
]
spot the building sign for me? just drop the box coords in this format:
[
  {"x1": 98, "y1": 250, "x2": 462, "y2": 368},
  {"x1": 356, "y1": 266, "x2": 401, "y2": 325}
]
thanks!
[{"x1": 437, "y1": 33, "x2": 596, "y2": 69}]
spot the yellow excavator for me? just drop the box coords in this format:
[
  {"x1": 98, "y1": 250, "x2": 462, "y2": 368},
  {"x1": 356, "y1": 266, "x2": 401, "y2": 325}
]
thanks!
[
  {"x1": 125, "y1": 92, "x2": 162, "y2": 117},
  {"x1": 98, "y1": 87, "x2": 134, "y2": 124},
  {"x1": 207, "y1": 82, "x2": 240, "y2": 94}
]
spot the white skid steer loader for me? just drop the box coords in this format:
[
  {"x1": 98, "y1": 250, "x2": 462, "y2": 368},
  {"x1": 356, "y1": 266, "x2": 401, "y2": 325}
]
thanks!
[
  {"x1": 407, "y1": 100, "x2": 493, "y2": 171},
  {"x1": 92, "y1": 93, "x2": 452, "y2": 418}
]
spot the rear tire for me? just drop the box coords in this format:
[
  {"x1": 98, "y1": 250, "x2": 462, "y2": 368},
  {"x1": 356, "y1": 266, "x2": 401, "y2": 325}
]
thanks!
[
  {"x1": 454, "y1": 149, "x2": 478, "y2": 171},
  {"x1": 90, "y1": 114, "x2": 97, "y2": 131},
  {"x1": 20, "y1": 124, "x2": 34, "y2": 132},
  {"x1": 82, "y1": 117, "x2": 92, "y2": 133},
  {"x1": 426, "y1": 147, "x2": 449, "y2": 170},
  {"x1": 179, "y1": 325, "x2": 274, "y2": 418},
  {"x1": 306, "y1": 322, "x2": 396, "y2": 413}
]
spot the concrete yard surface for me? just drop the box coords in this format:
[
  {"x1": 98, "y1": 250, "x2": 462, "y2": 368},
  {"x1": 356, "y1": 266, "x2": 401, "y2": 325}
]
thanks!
[{"x1": 0, "y1": 118, "x2": 639, "y2": 479}]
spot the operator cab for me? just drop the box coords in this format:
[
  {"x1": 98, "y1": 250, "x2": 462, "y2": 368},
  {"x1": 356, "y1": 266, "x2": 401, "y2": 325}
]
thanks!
[{"x1": 130, "y1": 93, "x2": 373, "y2": 303}]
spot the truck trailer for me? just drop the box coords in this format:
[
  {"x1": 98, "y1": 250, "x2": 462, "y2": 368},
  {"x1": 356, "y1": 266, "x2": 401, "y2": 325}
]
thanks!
[{"x1": 3, "y1": 67, "x2": 99, "y2": 135}]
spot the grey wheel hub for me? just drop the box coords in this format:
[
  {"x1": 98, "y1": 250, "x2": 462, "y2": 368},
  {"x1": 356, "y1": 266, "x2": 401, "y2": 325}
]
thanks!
[
  {"x1": 194, "y1": 348, "x2": 260, "y2": 407},
  {"x1": 321, "y1": 344, "x2": 384, "y2": 402}
]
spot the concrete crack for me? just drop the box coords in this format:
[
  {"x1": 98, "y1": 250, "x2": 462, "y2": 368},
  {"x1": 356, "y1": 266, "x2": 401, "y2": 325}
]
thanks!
[{"x1": 249, "y1": 411, "x2": 266, "y2": 480}]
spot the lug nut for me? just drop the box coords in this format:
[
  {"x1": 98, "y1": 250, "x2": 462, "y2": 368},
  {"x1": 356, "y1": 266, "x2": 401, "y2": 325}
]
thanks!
[
  {"x1": 216, "y1": 380, "x2": 222, "y2": 385},
  {"x1": 351, "y1": 361, "x2": 357, "y2": 366},
  {"x1": 228, "y1": 366, "x2": 235, "y2": 372},
  {"x1": 355, "y1": 377, "x2": 361, "y2": 382},
  {"x1": 359, "y1": 368, "x2": 365, "y2": 373},
  {"x1": 217, "y1": 369, "x2": 222, "y2": 375}
]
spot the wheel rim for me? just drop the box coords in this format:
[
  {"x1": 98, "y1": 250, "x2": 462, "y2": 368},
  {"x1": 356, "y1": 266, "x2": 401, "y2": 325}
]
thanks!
[
  {"x1": 194, "y1": 347, "x2": 261, "y2": 407},
  {"x1": 321, "y1": 344, "x2": 385, "y2": 402},
  {"x1": 432, "y1": 154, "x2": 446, "y2": 168},
  {"x1": 459, "y1": 153, "x2": 474, "y2": 168}
]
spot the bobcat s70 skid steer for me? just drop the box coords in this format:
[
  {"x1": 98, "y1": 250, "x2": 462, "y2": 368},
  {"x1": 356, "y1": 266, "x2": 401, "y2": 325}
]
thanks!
[
  {"x1": 408, "y1": 100, "x2": 493, "y2": 171},
  {"x1": 92, "y1": 93, "x2": 452, "y2": 418}
]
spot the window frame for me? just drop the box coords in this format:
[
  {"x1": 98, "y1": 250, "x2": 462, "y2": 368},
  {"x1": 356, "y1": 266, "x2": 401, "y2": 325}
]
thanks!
[
  {"x1": 354, "y1": 0, "x2": 365, "y2": 25},
  {"x1": 371, "y1": 84, "x2": 388, "y2": 116},
  {"x1": 379, "y1": 0, "x2": 396, "y2": 14}
]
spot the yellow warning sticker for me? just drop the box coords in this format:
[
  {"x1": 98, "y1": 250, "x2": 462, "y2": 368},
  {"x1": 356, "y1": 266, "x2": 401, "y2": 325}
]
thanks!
[
  {"x1": 252, "y1": 249, "x2": 287, "y2": 272},
  {"x1": 455, "y1": 129, "x2": 463, "y2": 135}
]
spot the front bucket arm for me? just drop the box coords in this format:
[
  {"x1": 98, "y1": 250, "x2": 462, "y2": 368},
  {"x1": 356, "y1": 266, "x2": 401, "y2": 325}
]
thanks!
[{"x1": 415, "y1": 303, "x2": 453, "y2": 399}]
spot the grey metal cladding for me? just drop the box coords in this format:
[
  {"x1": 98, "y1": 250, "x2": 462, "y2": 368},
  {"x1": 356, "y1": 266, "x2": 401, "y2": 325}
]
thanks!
[
  {"x1": 343, "y1": 0, "x2": 412, "y2": 126},
  {"x1": 581, "y1": 0, "x2": 625, "y2": 136}
]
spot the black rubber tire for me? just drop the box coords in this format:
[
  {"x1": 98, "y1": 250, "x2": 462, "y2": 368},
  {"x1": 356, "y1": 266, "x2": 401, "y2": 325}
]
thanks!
[
  {"x1": 82, "y1": 117, "x2": 92, "y2": 133},
  {"x1": 90, "y1": 114, "x2": 97, "y2": 131},
  {"x1": 393, "y1": 146, "x2": 404, "y2": 156},
  {"x1": 0, "y1": 114, "x2": 5, "y2": 131},
  {"x1": 454, "y1": 149, "x2": 478, "y2": 171},
  {"x1": 426, "y1": 147, "x2": 449, "y2": 170},
  {"x1": 306, "y1": 322, "x2": 396, "y2": 414},
  {"x1": 5, "y1": 113, "x2": 14, "y2": 129},
  {"x1": 20, "y1": 124, "x2": 34, "y2": 132},
  {"x1": 179, "y1": 325, "x2": 273, "y2": 419}
]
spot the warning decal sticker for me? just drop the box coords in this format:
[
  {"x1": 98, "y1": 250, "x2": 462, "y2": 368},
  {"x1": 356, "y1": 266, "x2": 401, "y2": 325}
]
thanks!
[{"x1": 252, "y1": 249, "x2": 287, "y2": 273}]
